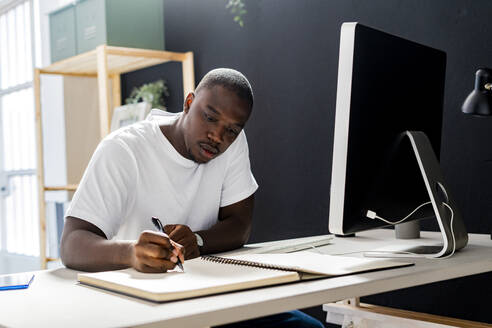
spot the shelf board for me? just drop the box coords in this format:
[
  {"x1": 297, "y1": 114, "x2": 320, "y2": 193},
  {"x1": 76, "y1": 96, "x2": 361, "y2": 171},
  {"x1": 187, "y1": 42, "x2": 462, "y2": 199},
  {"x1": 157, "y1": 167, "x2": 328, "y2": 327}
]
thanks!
[
  {"x1": 39, "y1": 45, "x2": 191, "y2": 76},
  {"x1": 44, "y1": 184, "x2": 78, "y2": 191}
]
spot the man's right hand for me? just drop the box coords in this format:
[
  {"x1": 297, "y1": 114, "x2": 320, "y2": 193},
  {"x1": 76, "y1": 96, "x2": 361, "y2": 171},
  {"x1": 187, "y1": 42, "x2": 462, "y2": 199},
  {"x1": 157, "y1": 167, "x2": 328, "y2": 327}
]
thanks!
[{"x1": 131, "y1": 230, "x2": 185, "y2": 273}]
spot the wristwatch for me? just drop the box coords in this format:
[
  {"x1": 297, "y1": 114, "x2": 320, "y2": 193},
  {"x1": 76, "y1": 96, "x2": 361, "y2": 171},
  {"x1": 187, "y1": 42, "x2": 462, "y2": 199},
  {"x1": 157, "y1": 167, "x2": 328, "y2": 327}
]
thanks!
[{"x1": 194, "y1": 233, "x2": 204, "y2": 247}]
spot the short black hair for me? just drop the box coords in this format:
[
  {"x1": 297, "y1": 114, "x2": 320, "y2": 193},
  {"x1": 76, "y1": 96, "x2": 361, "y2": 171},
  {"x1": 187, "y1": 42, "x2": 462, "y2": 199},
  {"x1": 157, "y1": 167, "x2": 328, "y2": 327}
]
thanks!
[{"x1": 195, "y1": 68, "x2": 254, "y2": 110}]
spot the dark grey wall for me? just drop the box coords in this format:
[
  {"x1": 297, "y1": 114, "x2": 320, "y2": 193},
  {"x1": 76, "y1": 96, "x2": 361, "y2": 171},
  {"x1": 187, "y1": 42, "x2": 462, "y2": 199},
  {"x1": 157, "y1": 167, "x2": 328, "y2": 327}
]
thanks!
[{"x1": 121, "y1": 0, "x2": 492, "y2": 324}]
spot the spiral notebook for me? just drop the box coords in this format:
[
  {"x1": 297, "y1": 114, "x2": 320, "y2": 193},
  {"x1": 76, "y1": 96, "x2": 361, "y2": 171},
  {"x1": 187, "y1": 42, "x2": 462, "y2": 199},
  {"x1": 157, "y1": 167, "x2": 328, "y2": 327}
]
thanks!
[{"x1": 77, "y1": 251, "x2": 412, "y2": 302}]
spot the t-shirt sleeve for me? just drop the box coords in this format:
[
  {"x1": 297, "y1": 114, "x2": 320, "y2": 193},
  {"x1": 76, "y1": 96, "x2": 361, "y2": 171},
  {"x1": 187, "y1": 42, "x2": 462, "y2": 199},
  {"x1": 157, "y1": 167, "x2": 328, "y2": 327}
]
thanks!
[
  {"x1": 65, "y1": 138, "x2": 137, "y2": 239},
  {"x1": 220, "y1": 131, "x2": 259, "y2": 207}
]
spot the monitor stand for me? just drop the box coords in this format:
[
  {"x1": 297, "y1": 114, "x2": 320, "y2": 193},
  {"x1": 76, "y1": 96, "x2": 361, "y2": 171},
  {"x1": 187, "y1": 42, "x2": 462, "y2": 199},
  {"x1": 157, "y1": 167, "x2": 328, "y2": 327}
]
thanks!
[
  {"x1": 395, "y1": 220, "x2": 420, "y2": 239},
  {"x1": 366, "y1": 131, "x2": 468, "y2": 258}
]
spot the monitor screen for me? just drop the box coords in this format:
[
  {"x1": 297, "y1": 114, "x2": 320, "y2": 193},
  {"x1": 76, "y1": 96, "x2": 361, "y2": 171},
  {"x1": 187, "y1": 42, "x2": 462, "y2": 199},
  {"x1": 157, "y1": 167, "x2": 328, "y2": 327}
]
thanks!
[{"x1": 329, "y1": 23, "x2": 447, "y2": 235}]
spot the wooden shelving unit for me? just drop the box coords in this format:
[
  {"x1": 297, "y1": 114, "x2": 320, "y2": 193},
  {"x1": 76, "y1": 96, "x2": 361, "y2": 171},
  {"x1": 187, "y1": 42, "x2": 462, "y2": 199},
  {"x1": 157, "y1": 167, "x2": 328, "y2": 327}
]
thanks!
[{"x1": 34, "y1": 45, "x2": 195, "y2": 268}]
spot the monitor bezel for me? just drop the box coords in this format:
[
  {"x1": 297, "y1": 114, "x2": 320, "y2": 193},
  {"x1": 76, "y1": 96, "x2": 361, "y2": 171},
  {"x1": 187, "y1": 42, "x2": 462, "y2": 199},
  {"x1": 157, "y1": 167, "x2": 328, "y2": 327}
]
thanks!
[{"x1": 329, "y1": 22, "x2": 356, "y2": 235}]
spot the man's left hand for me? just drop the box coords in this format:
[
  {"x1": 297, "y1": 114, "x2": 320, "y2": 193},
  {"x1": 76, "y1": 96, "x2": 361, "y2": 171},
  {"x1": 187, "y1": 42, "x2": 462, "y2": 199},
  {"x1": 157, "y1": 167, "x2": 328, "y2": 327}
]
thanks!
[{"x1": 164, "y1": 224, "x2": 200, "y2": 260}]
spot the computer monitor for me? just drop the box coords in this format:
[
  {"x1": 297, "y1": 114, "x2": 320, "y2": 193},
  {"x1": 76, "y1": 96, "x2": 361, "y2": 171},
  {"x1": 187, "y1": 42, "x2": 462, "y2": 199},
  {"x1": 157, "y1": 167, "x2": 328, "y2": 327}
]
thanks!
[{"x1": 328, "y1": 23, "x2": 468, "y2": 257}]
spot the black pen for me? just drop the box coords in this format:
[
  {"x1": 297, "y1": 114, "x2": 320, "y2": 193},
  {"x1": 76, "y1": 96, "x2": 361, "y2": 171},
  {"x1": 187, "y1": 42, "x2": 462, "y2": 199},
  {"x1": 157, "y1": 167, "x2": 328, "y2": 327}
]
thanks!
[{"x1": 151, "y1": 216, "x2": 184, "y2": 271}]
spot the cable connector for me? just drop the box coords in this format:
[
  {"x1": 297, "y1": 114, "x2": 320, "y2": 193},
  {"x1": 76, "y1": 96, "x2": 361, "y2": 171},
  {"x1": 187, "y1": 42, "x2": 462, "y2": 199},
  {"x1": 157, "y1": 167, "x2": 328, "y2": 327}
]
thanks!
[{"x1": 365, "y1": 201, "x2": 432, "y2": 225}]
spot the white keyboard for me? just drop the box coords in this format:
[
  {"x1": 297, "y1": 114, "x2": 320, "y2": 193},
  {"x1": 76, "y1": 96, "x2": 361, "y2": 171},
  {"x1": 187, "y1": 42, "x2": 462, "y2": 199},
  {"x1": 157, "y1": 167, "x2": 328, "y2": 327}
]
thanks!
[{"x1": 218, "y1": 235, "x2": 334, "y2": 256}]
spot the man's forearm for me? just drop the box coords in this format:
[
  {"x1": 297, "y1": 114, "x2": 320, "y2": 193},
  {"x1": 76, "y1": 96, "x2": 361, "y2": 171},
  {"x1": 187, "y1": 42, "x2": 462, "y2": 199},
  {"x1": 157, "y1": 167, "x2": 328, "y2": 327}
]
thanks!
[
  {"x1": 196, "y1": 195, "x2": 254, "y2": 255},
  {"x1": 196, "y1": 218, "x2": 250, "y2": 255},
  {"x1": 60, "y1": 229, "x2": 134, "y2": 272}
]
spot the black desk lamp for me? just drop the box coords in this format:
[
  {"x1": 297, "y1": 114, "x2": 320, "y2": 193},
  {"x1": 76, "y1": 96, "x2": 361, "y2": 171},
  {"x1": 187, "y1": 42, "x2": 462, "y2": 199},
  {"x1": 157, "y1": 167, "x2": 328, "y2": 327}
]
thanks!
[
  {"x1": 461, "y1": 68, "x2": 492, "y2": 239},
  {"x1": 462, "y1": 68, "x2": 492, "y2": 116}
]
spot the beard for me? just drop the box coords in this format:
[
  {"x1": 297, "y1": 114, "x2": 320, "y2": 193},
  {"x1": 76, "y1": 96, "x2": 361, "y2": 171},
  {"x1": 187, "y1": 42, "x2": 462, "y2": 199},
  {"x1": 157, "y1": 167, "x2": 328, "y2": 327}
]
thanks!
[{"x1": 187, "y1": 145, "x2": 208, "y2": 164}]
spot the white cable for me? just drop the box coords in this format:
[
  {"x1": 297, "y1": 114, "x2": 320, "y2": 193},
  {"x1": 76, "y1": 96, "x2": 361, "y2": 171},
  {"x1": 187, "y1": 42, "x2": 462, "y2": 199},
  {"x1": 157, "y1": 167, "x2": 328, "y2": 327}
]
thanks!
[
  {"x1": 438, "y1": 202, "x2": 456, "y2": 259},
  {"x1": 366, "y1": 201, "x2": 432, "y2": 225},
  {"x1": 365, "y1": 201, "x2": 456, "y2": 259},
  {"x1": 363, "y1": 250, "x2": 427, "y2": 257},
  {"x1": 309, "y1": 245, "x2": 323, "y2": 254},
  {"x1": 331, "y1": 250, "x2": 420, "y2": 256}
]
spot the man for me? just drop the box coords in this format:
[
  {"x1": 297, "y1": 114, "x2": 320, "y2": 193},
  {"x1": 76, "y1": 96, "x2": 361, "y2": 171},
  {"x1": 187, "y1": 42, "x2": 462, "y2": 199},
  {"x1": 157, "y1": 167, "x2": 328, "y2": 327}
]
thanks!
[{"x1": 60, "y1": 68, "x2": 323, "y2": 328}]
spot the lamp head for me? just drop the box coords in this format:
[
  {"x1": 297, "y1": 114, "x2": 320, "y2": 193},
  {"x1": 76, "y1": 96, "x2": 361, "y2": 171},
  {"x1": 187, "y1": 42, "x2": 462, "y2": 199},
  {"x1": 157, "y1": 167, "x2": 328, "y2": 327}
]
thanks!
[{"x1": 462, "y1": 68, "x2": 492, "y2": 116}]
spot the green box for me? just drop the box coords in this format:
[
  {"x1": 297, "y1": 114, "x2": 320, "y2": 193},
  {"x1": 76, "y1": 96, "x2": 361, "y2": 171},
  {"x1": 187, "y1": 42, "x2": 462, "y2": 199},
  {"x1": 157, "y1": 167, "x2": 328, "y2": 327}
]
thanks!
[
  {"x1": 75, "y1": 0, "x2": 165, "y2": 53},
  {"x1": 49, "y1": 0, "x2": 165, "y2": 63},
  {"x1": 49, "y1": 3, "x2": 77, "y2": 63}
]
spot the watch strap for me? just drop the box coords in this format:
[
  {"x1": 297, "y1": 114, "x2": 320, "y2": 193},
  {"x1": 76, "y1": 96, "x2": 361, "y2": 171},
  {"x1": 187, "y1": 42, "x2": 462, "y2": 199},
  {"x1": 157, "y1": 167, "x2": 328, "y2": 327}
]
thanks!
[{"x1": 194, "y1": 232, "x2": 204, "y2": 247}]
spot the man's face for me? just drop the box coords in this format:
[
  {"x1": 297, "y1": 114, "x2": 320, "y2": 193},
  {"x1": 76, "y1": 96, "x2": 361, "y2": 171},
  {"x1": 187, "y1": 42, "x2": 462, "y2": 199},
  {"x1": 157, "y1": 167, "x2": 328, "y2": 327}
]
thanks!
[{"x1": 182, "y1": 85, "x2": 251, "y2": 164}]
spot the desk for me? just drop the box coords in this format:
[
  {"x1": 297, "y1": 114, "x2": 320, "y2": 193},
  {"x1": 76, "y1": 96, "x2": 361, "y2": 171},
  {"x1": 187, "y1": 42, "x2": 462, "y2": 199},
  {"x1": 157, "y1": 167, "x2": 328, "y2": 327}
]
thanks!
[{"x1": 0, "y1": 229, "x2": 491, "y2": 328}]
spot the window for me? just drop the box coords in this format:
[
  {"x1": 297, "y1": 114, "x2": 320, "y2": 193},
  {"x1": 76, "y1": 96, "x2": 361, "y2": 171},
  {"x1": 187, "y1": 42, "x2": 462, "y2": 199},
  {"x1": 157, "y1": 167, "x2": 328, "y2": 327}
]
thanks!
[{"x1": 0, "y1": 0, "x2": 39, "y2": 256}]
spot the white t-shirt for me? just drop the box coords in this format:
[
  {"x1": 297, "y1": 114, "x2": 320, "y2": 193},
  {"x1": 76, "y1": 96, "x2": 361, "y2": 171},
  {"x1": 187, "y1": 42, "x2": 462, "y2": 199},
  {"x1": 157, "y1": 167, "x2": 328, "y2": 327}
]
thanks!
[{"x1": 66, "y1": 110, "x2": 258, "y2": 240}]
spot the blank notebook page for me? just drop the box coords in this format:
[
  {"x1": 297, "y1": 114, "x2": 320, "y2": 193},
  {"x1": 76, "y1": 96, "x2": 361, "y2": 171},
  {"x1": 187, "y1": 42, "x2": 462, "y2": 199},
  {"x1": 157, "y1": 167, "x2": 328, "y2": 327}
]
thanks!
[{"x1": 78, "y1": 257, "x2": 299, "y2": 302}]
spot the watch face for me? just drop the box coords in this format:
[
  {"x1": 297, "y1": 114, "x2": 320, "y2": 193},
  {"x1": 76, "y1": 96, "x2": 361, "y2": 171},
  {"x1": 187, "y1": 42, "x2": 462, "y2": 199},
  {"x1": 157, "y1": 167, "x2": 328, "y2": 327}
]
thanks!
[{"x1": 195, "y1": 233, "x2": 204, "y2": 247}]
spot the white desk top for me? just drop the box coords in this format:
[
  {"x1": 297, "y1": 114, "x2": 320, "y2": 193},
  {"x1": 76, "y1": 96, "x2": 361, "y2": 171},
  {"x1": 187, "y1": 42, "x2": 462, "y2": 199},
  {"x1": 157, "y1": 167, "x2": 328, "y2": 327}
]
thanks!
[{"x1": 1, "y1": 229, "x2": 491, "y2": 328}]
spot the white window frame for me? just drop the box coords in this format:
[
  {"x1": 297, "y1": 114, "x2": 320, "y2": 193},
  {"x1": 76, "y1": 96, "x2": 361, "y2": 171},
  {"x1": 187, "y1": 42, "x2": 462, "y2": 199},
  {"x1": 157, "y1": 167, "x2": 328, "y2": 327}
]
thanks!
[{"x1": 0, "y1": 0, "x2": 38, "y2": 255}]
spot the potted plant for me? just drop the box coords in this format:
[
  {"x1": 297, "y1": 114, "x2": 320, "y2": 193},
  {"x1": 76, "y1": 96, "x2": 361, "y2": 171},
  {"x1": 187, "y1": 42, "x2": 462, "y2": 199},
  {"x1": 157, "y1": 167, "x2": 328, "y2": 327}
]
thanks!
[
  {"x1": 111, "y1": 79, "x2": 169, "y2": 132},
  {"x1": 125, "y1": 79, "x2": 169, "y2": 110}
]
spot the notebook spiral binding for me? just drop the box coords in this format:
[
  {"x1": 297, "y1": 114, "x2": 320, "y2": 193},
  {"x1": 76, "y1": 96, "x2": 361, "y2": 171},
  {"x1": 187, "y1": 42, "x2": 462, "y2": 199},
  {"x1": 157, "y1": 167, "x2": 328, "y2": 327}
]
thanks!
[{"x1": 201, "y1": 255, "x2": 293, "y2": 272}]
